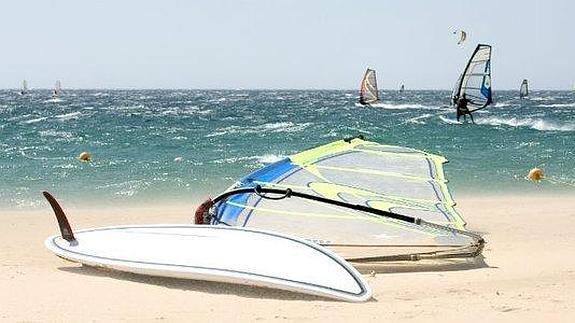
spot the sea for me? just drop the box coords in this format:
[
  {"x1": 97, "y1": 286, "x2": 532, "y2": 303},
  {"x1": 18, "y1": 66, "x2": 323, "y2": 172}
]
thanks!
[{"x1": 1, "y1": 89, "x2": 574, "y2": 210}]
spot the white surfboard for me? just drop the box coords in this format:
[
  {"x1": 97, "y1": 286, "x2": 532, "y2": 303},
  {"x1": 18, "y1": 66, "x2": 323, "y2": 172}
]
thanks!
[{"x1": 43, "y1": 192, "x2": 371, "y2": 302}]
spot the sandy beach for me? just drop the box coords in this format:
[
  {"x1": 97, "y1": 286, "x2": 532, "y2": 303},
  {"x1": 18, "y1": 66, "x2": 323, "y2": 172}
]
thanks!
[{"x1": 0, "y1": 194, "x2": 573, "y2": 322}]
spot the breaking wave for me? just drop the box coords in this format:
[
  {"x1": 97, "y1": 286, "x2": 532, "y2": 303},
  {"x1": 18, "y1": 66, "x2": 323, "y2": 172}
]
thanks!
[
  {"x1": 205, "y1": 122, "x2": 312, "y2": 137},
  {"x1": 536, "y1": 103, "x2": 575, "y2": 108},
  {"x1": 368, "y1": 102, "x2": 440, "y2": 110},
  {"x1": 475, "y1": 116, "x2": 575, "y2": 131},
  {"x1": 405, "y1": 114, "x2": 433, "y2": 124},
  {"x1": 439, "y1": 116, "x2": 462, "y2": 125}
]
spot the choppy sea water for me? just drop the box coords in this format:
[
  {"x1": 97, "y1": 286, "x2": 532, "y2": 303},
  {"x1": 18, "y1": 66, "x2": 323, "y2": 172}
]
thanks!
[{"x1": 1, "y1": 89, "x2": 574, "y2": 209}]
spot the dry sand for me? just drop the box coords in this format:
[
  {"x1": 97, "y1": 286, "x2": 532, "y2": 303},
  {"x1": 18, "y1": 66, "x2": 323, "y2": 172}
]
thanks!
[{"x1": 1, "y1": 194, "x2": 574, "y2": 322}]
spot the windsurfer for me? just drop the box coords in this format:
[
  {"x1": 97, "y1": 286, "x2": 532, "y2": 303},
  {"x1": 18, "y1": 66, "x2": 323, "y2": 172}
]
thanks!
[{"x1": 456, "y1": 94, "x2": 474, "y2": 123}]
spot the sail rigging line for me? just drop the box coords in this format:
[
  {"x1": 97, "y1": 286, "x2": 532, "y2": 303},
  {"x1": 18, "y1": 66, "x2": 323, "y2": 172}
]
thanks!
[{"x1": 207, "y1": 185, "x2": 485, "y2": 244}]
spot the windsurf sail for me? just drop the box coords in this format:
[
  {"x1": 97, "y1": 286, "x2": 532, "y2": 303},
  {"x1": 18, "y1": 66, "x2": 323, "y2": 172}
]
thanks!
[
  {"x1": 20, "y1": 80, "x2": 28, "y2": 95},
  {"x1": 520, "y1": 79, "x2": 529, "y2": 98},
  {"x1": 399, "y1": 84, "x2": 405, "y2": 93},
  {"x1": 453, "y1": 44, "x2": 493, "y2": 112},
  {"x1": 199, "y1": 137, "x2": 484, "y2": 263},
  {"x1": 53, "y1": 80, "x2": 62, "y2": 97},
  {"x1": 359, "y1": 69, "x2": 379, "y2": 105}
]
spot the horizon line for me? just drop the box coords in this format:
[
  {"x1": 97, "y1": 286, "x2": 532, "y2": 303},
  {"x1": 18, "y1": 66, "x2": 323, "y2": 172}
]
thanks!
[{"x1": 1, "y1": 87, "x2": 573, "y2": 91}]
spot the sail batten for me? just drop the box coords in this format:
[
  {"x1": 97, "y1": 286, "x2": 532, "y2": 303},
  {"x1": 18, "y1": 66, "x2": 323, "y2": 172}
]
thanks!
[
  {"x1": 453, "y1": 44, "x2": 493, "y2": 112},
  {"x1": 359, "y1": 69, "x2": 379, "y2": 104}
]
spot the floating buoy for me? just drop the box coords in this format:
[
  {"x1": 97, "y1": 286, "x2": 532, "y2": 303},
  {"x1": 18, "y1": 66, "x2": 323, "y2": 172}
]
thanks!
[
  {"x1": 79, "y1": 151, "x2": 91, "y2": 162},
  {"x1": 174, "y1": 157, "x2": 184, "y2": 162},
  {"x1": 527, "y1": 168, "x2": 544, "y2": 181}
]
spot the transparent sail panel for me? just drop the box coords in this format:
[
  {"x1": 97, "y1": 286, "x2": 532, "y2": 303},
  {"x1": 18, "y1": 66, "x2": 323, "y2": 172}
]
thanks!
[{"x1": 457, "y1": 44, "x2": 493, "y2": 111}]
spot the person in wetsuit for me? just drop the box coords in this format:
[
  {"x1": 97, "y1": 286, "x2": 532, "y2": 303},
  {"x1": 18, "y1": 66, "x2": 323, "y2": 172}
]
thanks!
[{"x1": 456, "y1": 93, "x2": 474, "y2": 123}]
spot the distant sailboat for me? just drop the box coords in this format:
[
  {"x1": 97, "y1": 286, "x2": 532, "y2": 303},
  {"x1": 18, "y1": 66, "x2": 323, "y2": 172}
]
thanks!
[
  {"x1": 519, "y1": 79, "x2": 529, "y2": 98},
  {"x1": 52, "y1": 80, "x2": 62, "y2": 98},
  {"x1": 452, "y1": 44, "x2": 493, "y2": 112},
  {"x1": 399, "y1": 84, "x2": 405, "y2": 93},
  {"x1": 359, "y1": 68, "x2": 379, "y2": 105},
  {"x1": 19, "y1": 80, "x2": 28, "y2": 95}
]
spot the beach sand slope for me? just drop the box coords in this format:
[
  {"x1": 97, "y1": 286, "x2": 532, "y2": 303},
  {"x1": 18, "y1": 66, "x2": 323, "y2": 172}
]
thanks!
[{"x1": 1, "y1": 195, "x2": 574, "y2": 322}]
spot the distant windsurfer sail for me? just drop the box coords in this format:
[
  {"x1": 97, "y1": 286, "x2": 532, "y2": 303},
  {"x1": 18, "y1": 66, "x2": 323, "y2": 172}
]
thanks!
[
  {"x1": 399, "y1": 84, "x2": 405, "y2": 93},
  {"x1": 19, "y1": 80, "x2": 28, "y2": 95},
  {"x1": 520, "y1": 79, "x2": 529, "y2": 98},
  {"x1": 452, "y1": 44, "x2": 493, "y2": 122},
  {"x1": 52, "y1": 80, "x2": 62, "y2": 98},
  {"x1": 359, "y1": 68, "x2": 379, "y2": 105}
]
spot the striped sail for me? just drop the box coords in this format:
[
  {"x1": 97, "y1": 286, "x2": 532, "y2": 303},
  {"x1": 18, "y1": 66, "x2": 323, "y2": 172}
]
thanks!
[{"x1": 359, "y1": 69, "x2": 379, "y2": 104}]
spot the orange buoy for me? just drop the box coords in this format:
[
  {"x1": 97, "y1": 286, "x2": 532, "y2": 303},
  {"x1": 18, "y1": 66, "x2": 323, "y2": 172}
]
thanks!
[
  {"x1": 527, "y1": 168, "x2": 544, "y2": 181},
  {"x1": 79, "y1": 151, "x2": 91, "y2": 162}
]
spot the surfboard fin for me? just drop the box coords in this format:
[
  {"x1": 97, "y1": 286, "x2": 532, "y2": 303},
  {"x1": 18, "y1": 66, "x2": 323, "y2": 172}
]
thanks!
[{"x1": 43, "y1": 191, "x2": 76, "y2": 243}]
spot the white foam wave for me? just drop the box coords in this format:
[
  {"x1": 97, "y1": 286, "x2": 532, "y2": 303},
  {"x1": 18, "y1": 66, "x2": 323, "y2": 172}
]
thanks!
[
  {"x1": 405, "y1": 114, "x2": 432, "y2": 124},
  {"x1": 212, "y1": 154, "x2": 285, "y2": 165},
  {"x1": 56, "y1": 112, "x2": 82, "y2": 120},
  {"x1": 205, "y1": 122, "x2": 312, "y2": 137},
  {"x1": 23, "y1": 117, "x2": 47, "y2": 124},
  {"x1": 530, "y1": 97, "x2": 556, "y2": 101},
  {"x1": 476, "y1": 116, "x2": 575, "y2": 131},
  {"x1": 439, "y1": 116, "x2": 462, "y2": 124},
  {"x1": 536, "y1": 103, "x2": 575, "y2": 108},
  {"x1": 257, "y1": 154, "x2": 284, "y2": 164},
  {"x1": 39, "y1": 130, "x2": 73, "y2": 139},
  {"x1": 494, "y1": 102, "x2": 512, "y2": 107},
  {"x1": 368, "y1": 102, "x2": 440, "y2": 110},
  {"x1": 8, "y1": 114, "x2": 31, "y2": 122},
  {"x1": 95, "y1": 180, "x2": 150, "y2": 197}
]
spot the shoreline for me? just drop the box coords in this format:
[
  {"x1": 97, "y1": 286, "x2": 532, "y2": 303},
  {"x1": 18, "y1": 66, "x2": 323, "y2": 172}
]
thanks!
[
  {"x1": 1, "y1": 194, "x2": 574, "y2": 321},
  {"x1": 2, "y1": 189, "x2": 573, "y2": 214}
]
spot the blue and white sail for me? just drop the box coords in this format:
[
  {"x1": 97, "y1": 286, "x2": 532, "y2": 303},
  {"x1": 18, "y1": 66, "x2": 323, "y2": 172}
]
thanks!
[{"x1": 453, "y1": 44, "x2": 493, "y2": 112}]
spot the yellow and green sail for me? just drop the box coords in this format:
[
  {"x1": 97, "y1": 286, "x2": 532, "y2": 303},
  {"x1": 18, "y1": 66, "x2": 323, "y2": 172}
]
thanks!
[{"x1": 211, "y1": 137, "x2": 483, "y2": 262}]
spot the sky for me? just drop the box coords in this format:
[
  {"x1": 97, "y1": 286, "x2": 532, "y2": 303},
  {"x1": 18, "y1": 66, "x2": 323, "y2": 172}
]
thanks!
[{"x1": 0, "y1": 0, "x2": 573, "y2": 89}]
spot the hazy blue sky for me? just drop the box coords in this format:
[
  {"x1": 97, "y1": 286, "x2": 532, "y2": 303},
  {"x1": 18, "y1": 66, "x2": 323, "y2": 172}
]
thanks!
[{"x1": 1, "y1": 0, "x2": 573, "y2": 89}]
